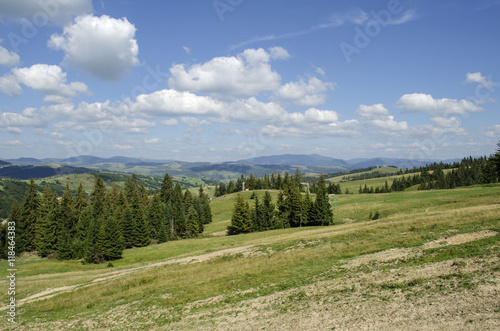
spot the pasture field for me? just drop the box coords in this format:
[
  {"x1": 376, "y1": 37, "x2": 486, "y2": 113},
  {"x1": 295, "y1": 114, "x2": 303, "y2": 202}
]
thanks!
[{"x1": 1, "y1": 183, "x2": 499, "y2": 330}]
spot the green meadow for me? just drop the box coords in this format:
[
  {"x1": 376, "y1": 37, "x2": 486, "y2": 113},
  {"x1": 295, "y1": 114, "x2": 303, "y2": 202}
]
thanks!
[{"x1": 1, "y1": 181, "x2": 499, "y2": 330}]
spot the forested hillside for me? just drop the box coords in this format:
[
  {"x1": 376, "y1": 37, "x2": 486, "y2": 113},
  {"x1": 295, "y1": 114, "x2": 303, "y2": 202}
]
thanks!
[{"x1": 1, "y1": 174, "x2": 212, "y2": 263}]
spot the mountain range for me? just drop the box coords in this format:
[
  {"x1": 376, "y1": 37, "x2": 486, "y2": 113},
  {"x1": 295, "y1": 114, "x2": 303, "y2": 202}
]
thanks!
[{"x1": 0, "y1": 154, "x2": 464, "y2": 180}]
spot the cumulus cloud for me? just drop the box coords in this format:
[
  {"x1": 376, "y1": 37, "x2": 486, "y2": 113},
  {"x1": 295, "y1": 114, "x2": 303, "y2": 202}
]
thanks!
[
  {"x1": 0, "y1": 109, "x2": 46, "y2": 128},
  {"x1": 483, "y1": 124, "x2": 500, "y2": 138},
  {"x1": 0, "y1": 74, "x2": 23, "y2": 97},
  {"x1": 268, "y1": 46, "x2": 290, "y2": 60},
  {"x1": 276, "y1": 77, "x2": 336, "y2": 107},
  {"x1": 181, "y1": 117, "x2": 211, "y2": 128},
  {"x1": 144, "y1": 138, "x2": 161, "y2": 144},
  {"x1": 6, "y1": 127, "x2": 23, "y2": 134},
  {"x1": 357, "y1": 104, "x2": 408, "y2": 132},
  {"x1": 160, "y1": 119, "x2": 179, "y2": 126},
  {"x1": 48, "y1": 14, "x2": 139, "y2": 80},
  {"x1": 8, "y1": 64, "x2": 91, "y2": 103},
  {"x1": 0, "y1": 0, "x2": 92, "y2": 26},
  {"x1": 395, "y1": 93, "x2": 482, "y2": 116},
  {"x1": 132, "y1": 89, "x2": 224, "y2": 117},
  {"x1": 465, "y1": 72, "x2": 495, "y2": 88},
  {"x1": 168, "y1": 48, "x2": 283, "y2": 97},
  {"x1": 0, "y1": 45, "x2": 20, "y2": 66}
]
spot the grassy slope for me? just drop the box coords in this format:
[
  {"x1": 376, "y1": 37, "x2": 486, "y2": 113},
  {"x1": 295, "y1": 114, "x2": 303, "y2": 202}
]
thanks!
[{"x1": 1, "y1": 183, "x2": 499, "y2": 329}]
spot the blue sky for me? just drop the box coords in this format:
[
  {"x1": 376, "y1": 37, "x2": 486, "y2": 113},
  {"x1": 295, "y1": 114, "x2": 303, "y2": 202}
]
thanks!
[{"x1": 0, "y1": 0, "x2": 499, "y2": 162}]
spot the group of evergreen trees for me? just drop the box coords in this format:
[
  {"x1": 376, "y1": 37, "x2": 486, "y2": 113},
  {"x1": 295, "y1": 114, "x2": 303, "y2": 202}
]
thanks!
[
  {"x1": 358, "y1": 155, "x2": 499, "y2": 194},
  {"x1": 228, "y1": 173, "x2": 334, "y2": 235},
  {"x1": 0, "y1": 173, "x2": 212, "y2": 263},
  {"x1": 215, "y1": 170, "x2": 342, "y2": 197}
]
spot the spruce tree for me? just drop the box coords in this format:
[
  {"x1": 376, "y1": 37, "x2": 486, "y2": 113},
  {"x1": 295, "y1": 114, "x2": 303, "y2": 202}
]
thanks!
[
  {"x1": 148, "y1": 193, "x2": 164, "y2": 240},
  {"x1": 73, "y1": 206, "x2": 92, "y2": 259},
  {"x1": 492, "y1": 141, "x2": 500, "y2": 180},
  {"x1": 262, "y1": 191, "x2": 275, "y2": 230},
  {"x1": 227, "y1": 194, "x2": 252, "y2": 235},
  {"x1": 18, "y1": 178, "x2": 40, "y2": 253},
  {"x1": 160, "y1": 173, "x2": 174, "y2": 204},
  {"x1": 103, "y1": 215, "x2": 124, "y2": 260},
  {"x1": 313, "y1": 174, "x2": 333, "y2": 226},
  {"x1": 185, "y1": 205, "x2": 200, "y2": 238},
  {"x1": 36, "y1": 187, "x2": 59, "y2": 257},
  {"x1": 122, "y1": 206, "x2": 137, "y2": 248},
  {"x1": 134, "y1": 211, "x2": 150, "y2": 247},
  {"x1": 90, "y1": 176, "x2": 106, "y2": 220},
  {"x1": 59, "y1": 184, "x2": 76, "y2": 237},
  {"x1": 57, "y1": 226, "x2": 73, "y2": 260},
  {"x1": 8, "y1": 201, "x2": 22, "y2": 256}
]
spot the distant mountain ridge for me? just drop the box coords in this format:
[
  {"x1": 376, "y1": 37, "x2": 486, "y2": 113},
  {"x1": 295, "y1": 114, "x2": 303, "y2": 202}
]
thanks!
[{"x1": 1, "y1": 154, "x2": 466, "y2": 180}]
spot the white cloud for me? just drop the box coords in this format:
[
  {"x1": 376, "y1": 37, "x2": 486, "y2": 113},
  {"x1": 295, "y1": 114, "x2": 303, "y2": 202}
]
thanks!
[
  {"x1": 160, "y1": 119, "x2": 179, "y2": 126},
  {"x1": 357, "y1": 104, "x2": 408, "y2": 132},
  {"x1": 281, "y1": 108, "x2": 339, "y2": 127},
  {"x1": 113, "y1": 144, "x2": 133, "y2": 150},
  {"x1": 144, "y1": 138, "x2": 161, "y2": 144},
  {"x1": 395, "y1": 93, "x2": 482, "y2": 116},
  {"x1": 2, "y1": 140, "x2": 22, "y2": 146},
  {"x1": 276, "y1": 77, "x2": 335, "y2": 107},
  {"x1": 168, "y1": 48, "x2": 282, "y2": 97},
  {"x1": 10, "y1": 64, "x2": 91, "y2": 103},
  {"x1": 268, "y1": 46, "x2": 290, "y2": 60},
  {"x1": 483, "y1": 124, "x2": 500, "y2": 138},
  {"x1": 0, "y1": 74, "x2": 22, "y2": 97},
  {"x1": 48, "y1": 14, "x2": 139, "y2": 80},
  {"x1": 183, "y1": 46, "x2": 191, "y2": 54},
  {"x1": 6, "y1": 127, "x2": 22, "y2": 134},
  {"x1": 0, "y1": 110, "x2": 46, "y2": 128},
  {"x1": 0, "y1": 46, "x2": 20, "y2": 66},
  {"x1": 465, "y1": 72, "x2": 494, "y2": 88},
  {"x1": 132, "y1": 89, "x2": 224, "y2": 117},
  {"x1": 181, "y1": 117, "x2": 211, "y2": 128},
  {"x1": 0, "y1": 0, "x2": 92, "y2": 25}
]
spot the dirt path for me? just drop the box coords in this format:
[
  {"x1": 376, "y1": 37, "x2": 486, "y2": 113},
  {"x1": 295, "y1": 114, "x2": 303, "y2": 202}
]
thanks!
[
  {"x1": 0, "y1": 245, "x2": 256, "y2": 310},
  {"x1": 12, "y1": 230, "x2": 500, "y2": 330}
]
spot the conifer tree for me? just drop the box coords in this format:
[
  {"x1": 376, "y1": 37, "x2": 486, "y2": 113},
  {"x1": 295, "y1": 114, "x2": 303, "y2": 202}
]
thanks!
[
  {"x1": 122, "y1": 206, "x2": 137, "y2": 248},
  {"x1": 73, "y1": 206, "x2": 92, "y2": 259},
  {"x1": 90, "y1": 176, "x2": 106, "y2": 220},
  {"x1": 8, "y1": 201, "x2": 22, "y2": 256},
  {"x1": 36, "y1": 187, "x2": 59, "y2": 257},
  {"x1": 18, "y1": 178, "x2": 40, "y2": 253},
  {"x1": 103, "y1": 215, "x2": 124, "y2": 260},
  {"x1": 157, "y1": 219, "x2": 168, "y2": 244},
  {"x1": 185, "y1": 205, "x2": 200, "y2": 238},
  {"x1": 312, "y1": 174, "x2": 333, "y2": 226},
  {"x1": 134, "y1": 211, "x2": 150, "y2": 247},
  {"x1": 74, "y1": 183, "x2": 87, "y2": 211},
  {"x1": 148, "y1": 193, "x2": 164, "y2": 240},
  {"x1": 261, "y1": 191, "x2": 275, "y2": 230},
  {"x1": 57, "y1": 226, "x2": 73, "y2": 260},
  {"x1": 83, "y1": 216, "x2": 98, "y2": 264},
  {"x1": 160, "y1": 173, "x2": 173, "y2": 203},
  {"x1": 227, "y1": 194, "x2": 252, "y2": 235},
  {"x1": 59, "y1": 184, "x2": 76, "y2": 237}
]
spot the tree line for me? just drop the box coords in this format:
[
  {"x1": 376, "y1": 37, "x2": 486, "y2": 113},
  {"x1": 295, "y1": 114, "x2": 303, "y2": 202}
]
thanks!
[
  {"x1": 358, "y1": 154, "x2": 499, "y2": 194},
  {"x1": 214, "y1": 169, "x2": 342, "y2": 197},
  {"x1": 0, "y1": 173, "x2": 212, "y2": 263},
  {"x1": 228, "y1": 173, "x2": 334, "y2": 235}
]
